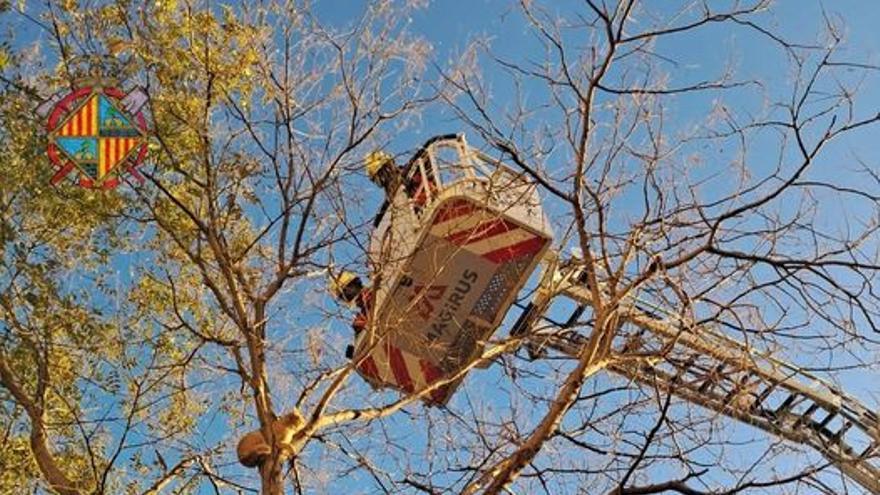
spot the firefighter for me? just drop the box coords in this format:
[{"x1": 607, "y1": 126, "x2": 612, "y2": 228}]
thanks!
[
  {"x1": 365, "y1": 150, "x2": 402, "y2": 199},
  {"x1": 330, "y1": 271, "x2": 373, "y2": 358},
  {"x1": 365, "y1": 149, "x2": 437, "y2": 207}
]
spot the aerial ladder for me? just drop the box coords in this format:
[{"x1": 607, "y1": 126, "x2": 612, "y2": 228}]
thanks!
[
  {"x1": 243, "y1": 134, "x2": 880, "y2": 492},
  {"x1": 513, "y1": 258, "x2": 880, "y2": 493}
]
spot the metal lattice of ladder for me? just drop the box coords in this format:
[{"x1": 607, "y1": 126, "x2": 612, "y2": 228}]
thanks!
[{"x1": 510, "y1": 258, "x2": 880, "y2": 494}]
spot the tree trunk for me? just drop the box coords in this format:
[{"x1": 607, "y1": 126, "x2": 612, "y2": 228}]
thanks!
[
  {"x1": 259, "y1": 455, "x2": 284, "y2": 495},
  {"x1": 30, "y1": 425, "x2": 82, "y2": 495}
]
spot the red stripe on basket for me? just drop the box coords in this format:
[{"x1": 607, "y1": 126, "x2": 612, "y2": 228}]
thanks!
[
  {"x1": 483, "y1": 236, "x2": 546, "y2": 264},
  {"x1": 419, "y1": 359, "x2": 448, "y2": 403},
  {"x1": 420, "y1": 359, "x2": 441, "y2": 383},
  {"x1": 434, "y1": 385, "x2": 450, "y2": 403},
  {"x1": 358, "y1": 355, "x2": 380, "y2": 381},
  {"x1": 432, "y1": 199, "x2": 476, "y2": 225},
  {"x1": 445, "y1": 218, "x2": 517, "y2": 246},
  {"x1": 387, "y1": 344, "x2": 414, "y2": 393},
  {"x1": 413, "y1": 185, "x2": 428, "y2": 206}
]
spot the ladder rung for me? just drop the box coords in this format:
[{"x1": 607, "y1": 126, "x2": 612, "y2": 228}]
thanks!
[
  {"x1": 794, "y1": 403, "x2": 821, "y2": 428},
  {"x1": 698, "y1": 364, "x2": 727, "y2": 394},
  {"x1": 634, "y1": 303, "x2": 664, "y2": 321},
  {"x1": 671, "y1": 355, "x2": 698, "y2": 383},
  {"x1": 564, "y1": 305, "x2": 586, "y2": 328},
  {"x1": 832, "y1": 422, "x2": 854, "y2": 443},
  {"x1": 754, "y1": 380, "x2": 780, "y2": 409},
  {"x1": 677, "y1": 355, "x2": 699, "y2": 371},
  {"x1": 774, "y1": 394, "x2": 799, "y2": 416},
  {"x1": 860, "y1": 441, "x2": 879, "y2": 458},
  {"x1": 816, "y1": 410, "x2": 838, "y2": 430},
  {"x1": 510, "y1": 303, "x2": 535, "y2": 336},
  {"x1": 620, "y1": 328, "x2": 647, "y2": 353},
  {"x1": 721, "y1": 374, "x2": 751, "y2": 405}
]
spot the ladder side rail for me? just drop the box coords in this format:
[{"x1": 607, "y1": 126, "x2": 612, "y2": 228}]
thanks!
[
  {"x1": 418, "y1": 152, "x2": 437, "y2": 204},
  {"x1": 559, "y1": 282, "x2": 880, "y2": 462},
  {"x1": 532, "y1": 331, "x2": 880, "y2": 494},
  {"x1": 451, "y1": 134, "x2": 480, "y2": 181},
  {"x1": 611, "y1": 354, "x2": 880, "y2": 494},
  {"x1": 631, "y1": 297, "x2": 880, "y2": 438},
  {"x1": 557, "y1": 281, "x2": 853, "y2": 417},
  {"x1": 620, "y1": 304, "x2": 880, "y2": 445},
  {"x1": 469, "y1": 149, "x2": 507, "y2": 180},
  {"x1": 632, "y1": 298, "x2": 853, "y2": 404},
  {"x1": 519, "y1": 263, "x2": 880, "y2": 493}
]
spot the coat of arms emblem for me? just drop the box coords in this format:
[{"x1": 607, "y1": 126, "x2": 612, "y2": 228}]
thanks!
[{"x1": 38, "y1": 85, "x2": 150, "y2": 189}]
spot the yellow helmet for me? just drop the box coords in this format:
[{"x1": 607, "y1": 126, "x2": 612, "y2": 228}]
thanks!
[
  {"x1": 330, "y1": 271, "x2": 356, "y2": 293},
  {"x1": 329, "y1": 271, "x2": 362, "y2": 303},
  {"x1": 364, "y1": 150, "x2": 393, "y2": 179}
]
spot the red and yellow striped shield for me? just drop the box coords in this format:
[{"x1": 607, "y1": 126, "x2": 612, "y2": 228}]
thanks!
[{"x1": 44, "y1": 86, "x2": 149, "y2": 189}]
